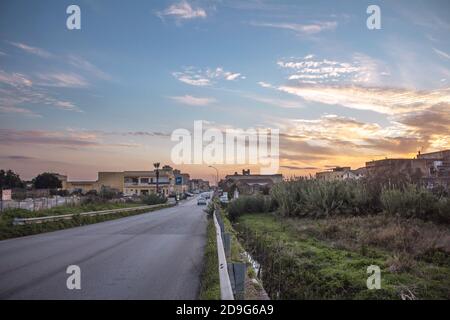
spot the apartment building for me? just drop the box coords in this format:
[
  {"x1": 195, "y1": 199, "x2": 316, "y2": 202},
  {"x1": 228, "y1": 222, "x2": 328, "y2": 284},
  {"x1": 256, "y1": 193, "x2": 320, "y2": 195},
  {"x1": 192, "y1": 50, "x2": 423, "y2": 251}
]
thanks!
[{"x1": 62, "y1": 165, "x2": 190, "y2": 196}]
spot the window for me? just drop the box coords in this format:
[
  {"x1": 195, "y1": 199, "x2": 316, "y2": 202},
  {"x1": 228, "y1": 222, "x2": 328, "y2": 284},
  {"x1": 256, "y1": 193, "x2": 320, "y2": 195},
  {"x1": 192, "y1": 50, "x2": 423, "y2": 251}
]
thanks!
[{"x1": 140, "y1": 178, "x2": 149, "y2": 184}]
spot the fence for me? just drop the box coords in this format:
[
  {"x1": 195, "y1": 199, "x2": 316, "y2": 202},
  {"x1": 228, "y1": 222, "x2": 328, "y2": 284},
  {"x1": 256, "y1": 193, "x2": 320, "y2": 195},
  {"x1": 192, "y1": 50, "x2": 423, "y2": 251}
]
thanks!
[
  {"x1": 1, "y1": 196, "x2": 82, "y2": 212},
  {"x1": 213, "y1": 210, "x2": 246, "y2": 300}
]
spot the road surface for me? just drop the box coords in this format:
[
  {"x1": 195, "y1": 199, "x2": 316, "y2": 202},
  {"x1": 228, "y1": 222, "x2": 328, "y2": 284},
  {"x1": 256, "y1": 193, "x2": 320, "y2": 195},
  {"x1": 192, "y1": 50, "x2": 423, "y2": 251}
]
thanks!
[{"x1": 0, "y1": 197, "x2": 208, "y2": 299}]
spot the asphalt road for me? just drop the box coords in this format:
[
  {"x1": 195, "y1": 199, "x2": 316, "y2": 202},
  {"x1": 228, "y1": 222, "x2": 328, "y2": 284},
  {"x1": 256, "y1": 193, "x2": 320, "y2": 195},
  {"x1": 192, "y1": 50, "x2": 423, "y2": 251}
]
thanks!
[{"x1": 0, "y1": 197, "x2": 208, "y2": 300}]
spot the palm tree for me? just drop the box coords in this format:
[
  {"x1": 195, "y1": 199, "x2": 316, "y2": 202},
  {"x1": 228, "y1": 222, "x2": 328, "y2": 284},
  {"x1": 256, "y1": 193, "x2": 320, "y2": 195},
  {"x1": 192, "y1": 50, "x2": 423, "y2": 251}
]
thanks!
[{"x1": 153, "y1": 162, "x2": 160, "y2": 194}]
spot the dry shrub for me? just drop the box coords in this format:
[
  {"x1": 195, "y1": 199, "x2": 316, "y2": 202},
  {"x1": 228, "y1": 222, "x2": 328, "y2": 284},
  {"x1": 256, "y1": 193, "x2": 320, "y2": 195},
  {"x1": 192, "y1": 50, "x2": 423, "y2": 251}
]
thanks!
[
  {"x1": 287, "y1": 214, "x2": 450, "y2": 262},
  {"x1": 387, "y1": 253, "x2": 417, "y2": 273}
]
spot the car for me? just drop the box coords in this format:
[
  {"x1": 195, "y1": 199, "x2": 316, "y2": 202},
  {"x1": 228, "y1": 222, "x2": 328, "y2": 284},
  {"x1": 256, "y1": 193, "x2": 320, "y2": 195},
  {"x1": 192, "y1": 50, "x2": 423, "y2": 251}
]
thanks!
[
  {"x1": 201, "y1": 192, "x2": 211, "y2": 199},
  {"x1": 197, "y1": 197, "x2": 207, "y2": 205},
  {"x1": 219, "y1": 195, "x2": 229, "y2": 204}
]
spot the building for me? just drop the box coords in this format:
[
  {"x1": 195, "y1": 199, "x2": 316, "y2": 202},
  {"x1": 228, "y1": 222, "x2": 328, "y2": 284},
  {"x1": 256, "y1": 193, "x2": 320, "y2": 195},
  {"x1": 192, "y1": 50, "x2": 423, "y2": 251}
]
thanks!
[
  {"x1": 189, "y1": 179, "x2": 210, "y2": 192},
  {"x1": 219, "y1": 169, "x2": 283, "y2": 195},
  {"x1": 365, "y1": 150, "x2": 450, "y2": 188},
  {"x1": 62, "y1": 165, "x2": 191, "y2": 196},
  {"x1": 173, "y1": 169, "x2": 190, "y2": 194},
  {"x1": 316, "y1": 167, "x2": 362, "y2": 180}
]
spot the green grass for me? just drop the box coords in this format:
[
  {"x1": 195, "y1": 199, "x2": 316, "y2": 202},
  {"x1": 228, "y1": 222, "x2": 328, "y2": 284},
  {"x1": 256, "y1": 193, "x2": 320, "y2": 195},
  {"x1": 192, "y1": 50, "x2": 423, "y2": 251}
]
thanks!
[
  {"x1": 2, "y1": 202, "x2": 144, "y2": 218},
  {"x1": 199, "y1": 217, "x2": 221, "y2": 300},
  {"x1": 0, "y1": 202, "x2": 171, "y2": 240},
  {"x1": 234, "y1": 213, "x2": 450, "y2": 300}
]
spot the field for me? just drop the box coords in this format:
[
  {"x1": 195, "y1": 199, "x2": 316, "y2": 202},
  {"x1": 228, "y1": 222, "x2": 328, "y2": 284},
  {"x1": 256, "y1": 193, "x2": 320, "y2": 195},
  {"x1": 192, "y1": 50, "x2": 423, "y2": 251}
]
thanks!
[{"x1": 233, "y1": 212, "x2": 450, "y2": 299}]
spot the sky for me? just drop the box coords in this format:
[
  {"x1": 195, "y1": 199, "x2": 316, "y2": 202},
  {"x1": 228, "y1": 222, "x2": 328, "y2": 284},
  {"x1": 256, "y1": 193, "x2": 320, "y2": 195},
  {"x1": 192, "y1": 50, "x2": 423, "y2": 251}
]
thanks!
[{"x1": 0, "y1": 0, "x2": 450, "y2": 182}]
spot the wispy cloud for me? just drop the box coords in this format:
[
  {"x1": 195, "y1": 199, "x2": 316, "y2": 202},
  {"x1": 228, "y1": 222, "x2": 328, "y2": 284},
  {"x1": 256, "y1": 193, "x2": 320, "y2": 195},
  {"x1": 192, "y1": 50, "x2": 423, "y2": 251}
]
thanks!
[
  {"x1": 157, "y1": 1, "x2": 207, "y2": 20},
  {"x1": 433, "y1": 47, "x2": 450, "y2": 60},
  {"x1": 0, "y1": 129, "x2": 139, "y2": 148},
  {"x1": 36, "y1": 72, "x2": 89, "y2": 88},
  {"x1": 0, "y1": 70, "x2": 82, "y2": 113},
  {"x1": 68, "y1": 55, "x2": 113, "y2": 81},
  {"x1": 170, "y1": 95, "x2": 217, "y2": 106},
  {"x1": 277, "y1": 54, "x2": 387, "y2": 85},
  {"x1": 250, "y1": 21, "x2": 337, "y2": 35},
  {"x1": 8, "y1": 41, "x2": 52, "y2": 58},
  {"x1": 173, "y1": 66, "x2": 244, "y2": 86},
  {"x1": 277, "y1": 85, "x2": 450, "y2": 115},
  {"x1": 0, "y1": 70, "x2": 33, "y2": 87},
  {"x1": 244, "y1": 94, "x2": 303, "y2": 109},
  {"x1": 0, "y1": 105, "x2": 41, "y2": 117}
]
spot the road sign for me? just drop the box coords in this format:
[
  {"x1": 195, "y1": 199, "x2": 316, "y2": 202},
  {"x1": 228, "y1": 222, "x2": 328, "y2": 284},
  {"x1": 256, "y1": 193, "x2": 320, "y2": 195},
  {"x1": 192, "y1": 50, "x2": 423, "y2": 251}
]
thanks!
[
  {"x1": 175, "y1": 176, "x2": 182, "y2": 185},
  {"x1": 2, "y1": 189, "x2": 11, "y2": 201}
]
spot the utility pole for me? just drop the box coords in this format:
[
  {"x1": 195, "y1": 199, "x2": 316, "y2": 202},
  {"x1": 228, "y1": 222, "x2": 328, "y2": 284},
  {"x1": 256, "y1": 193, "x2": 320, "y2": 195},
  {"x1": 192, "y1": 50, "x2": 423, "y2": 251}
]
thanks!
[
  {"x1": 153, "y1": 162, "x2": 160, "y2": 195},
  {"x1": 0, "y1": 187, "x2": 3, "y2": 213}
]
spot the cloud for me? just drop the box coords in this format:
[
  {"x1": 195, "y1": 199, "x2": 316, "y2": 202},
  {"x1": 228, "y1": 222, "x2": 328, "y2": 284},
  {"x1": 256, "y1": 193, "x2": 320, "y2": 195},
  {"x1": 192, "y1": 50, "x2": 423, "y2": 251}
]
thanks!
[
  {"x1": 276, "y1": 54, "x2": 386, "y2": 85},
  {"x1": 173, "y1": 66, "x2": 244, "y2": 86},
  {"x1": 36, "y1": 72, "x2": 89, "y2": 88},
  {"x1": 0, "y1": 129, "x2": 139, "y2": 149},
  {"x1": 244, "y1": 94, "x2": 303, "y2": 109},
  {"x1": 433, "y1": 47, "x2": 450, "y2": 60},
  {"x1": 258, "y1": 81, "x2": 273, "y2": 88},
  {"x1": 277, "y1": 85, "x2": 450, "y2": 115},
  {"x1": 157, "y1": 1, "x2": 207, "y2": 20},
  {"x1": 280, "y1": 165, "x2": 318, "y2": 170},
  {"x1": 0, "y1": 70, "x2": 82, "y2": 113},
  {"x1": 68, "y1": 55, "x2": 113, "y2": 81},
  {"x1": 172, "y1": 72, "x2": 211, "y2": 86},
  {"x1": 0, "y1": 70, "x2": 33, "y2": 87},
  {"x1": 0, "y1": 105, "x2": 41, "y2": 117},
  {"x1": 0, "y1": 155, "x2": 35, "y2": 160},
  {"x1": 250, "y1": 21, "x2": 337, "y2": 35},
  {"x1": 170, "y1": 95, "x2": 216, "y2": 106},
  {"x1": 8, "y1": 41, "x2": 52, "y2": 58}
]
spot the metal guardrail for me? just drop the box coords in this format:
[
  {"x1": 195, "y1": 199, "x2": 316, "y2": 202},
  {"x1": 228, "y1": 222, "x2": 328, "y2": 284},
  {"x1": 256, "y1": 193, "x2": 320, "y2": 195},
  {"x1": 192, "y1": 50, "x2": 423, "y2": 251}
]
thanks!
[
  {"x1": 213, "y1": 210, "x2": 235, "y2": 300},
  {"x1": 12, "y1": 204, "x2": 170, "y2": 226}
]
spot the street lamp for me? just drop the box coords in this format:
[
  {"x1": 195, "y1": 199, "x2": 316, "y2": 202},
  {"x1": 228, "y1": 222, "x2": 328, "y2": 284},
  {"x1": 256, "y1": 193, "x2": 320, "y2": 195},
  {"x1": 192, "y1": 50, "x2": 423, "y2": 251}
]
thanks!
[
  {"x1": 153, "y1": 162, "x2": 160, "y2": 195},
  {"x1": 208, "y1": 165, "x2": 219, "y2": 187}
]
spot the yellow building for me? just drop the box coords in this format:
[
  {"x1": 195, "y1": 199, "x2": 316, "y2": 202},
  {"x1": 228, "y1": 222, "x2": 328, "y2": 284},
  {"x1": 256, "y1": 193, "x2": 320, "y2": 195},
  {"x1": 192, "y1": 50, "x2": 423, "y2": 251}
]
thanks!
[{"x1": 62, "y1": 165, "x2": 189, "y2": 196}]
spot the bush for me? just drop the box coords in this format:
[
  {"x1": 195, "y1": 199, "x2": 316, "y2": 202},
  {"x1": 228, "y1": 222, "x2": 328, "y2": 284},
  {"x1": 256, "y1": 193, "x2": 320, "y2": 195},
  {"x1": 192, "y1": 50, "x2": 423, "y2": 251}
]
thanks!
[
  {"x1": 99, "y1": 187, "x2": 120, "y2": 200},
  {"x1": 270, "y1": 179, "x2": 376, "y2": 218},
  {"x1": 141, "y1": 193, "x2": 167, "y2": 205},
  {"x1": 380, "y1": 184, "x2": 439, "y2": 220},
  {"x1": 227, "y1": 194, "x2": 272, "y2": 221}
]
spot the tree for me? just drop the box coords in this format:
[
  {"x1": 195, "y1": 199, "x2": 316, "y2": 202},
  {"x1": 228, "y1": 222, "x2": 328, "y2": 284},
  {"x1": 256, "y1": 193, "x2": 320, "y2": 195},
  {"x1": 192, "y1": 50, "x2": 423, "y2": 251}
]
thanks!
[
  {"x1": 0, "y1": 169, "x2": 25, "y2": 189},
  {"x1": 32, "y1": 172, "x2": 62, "y2": 189}
]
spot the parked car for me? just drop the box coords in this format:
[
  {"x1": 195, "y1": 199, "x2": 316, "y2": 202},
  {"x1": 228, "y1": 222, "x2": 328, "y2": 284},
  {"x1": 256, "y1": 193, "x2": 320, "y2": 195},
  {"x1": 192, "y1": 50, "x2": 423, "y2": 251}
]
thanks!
[
  {"x1": 201, "y1": 192, "x2": 211, "y2": 199},
  {"x1": 219, "y1": 195, "x2": 229, "y2": 204},
  {"x1": 197, "y1": 197, "x2": 207, "y2": 205}
]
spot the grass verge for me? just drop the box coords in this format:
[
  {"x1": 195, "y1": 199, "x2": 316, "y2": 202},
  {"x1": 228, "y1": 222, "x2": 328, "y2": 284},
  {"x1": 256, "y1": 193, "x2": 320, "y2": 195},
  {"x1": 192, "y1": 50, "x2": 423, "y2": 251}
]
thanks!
[
  {"x1": 234, "y1": 212, "x2": 450, "y2": 300},
  {"x1": 218, "y1": 209, "x2": 269, "y2": 300},
  {"x1": 0, "y1": 203, "x2": 172, "y2": 240},
  {"x1": 199, "y1": 216, "x2": 221, "y2": 300}
]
